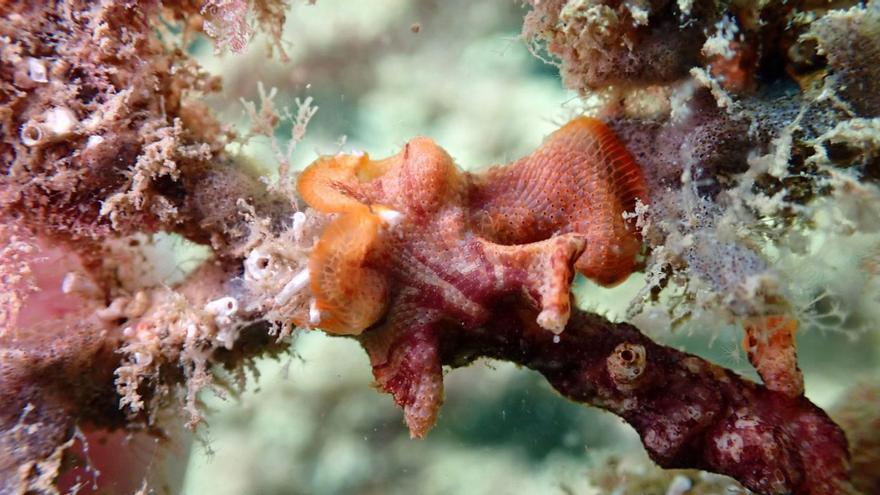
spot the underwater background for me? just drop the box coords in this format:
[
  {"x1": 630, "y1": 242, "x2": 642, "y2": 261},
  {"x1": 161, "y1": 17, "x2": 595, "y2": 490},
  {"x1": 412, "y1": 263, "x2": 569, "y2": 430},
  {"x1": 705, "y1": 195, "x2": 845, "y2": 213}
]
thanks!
[
  {"x1": 2, "y1": 1, "x2": 879, "y2": 494},
  {"x1": 176, "y1": 1, "x2": 879, "y2": 494}
]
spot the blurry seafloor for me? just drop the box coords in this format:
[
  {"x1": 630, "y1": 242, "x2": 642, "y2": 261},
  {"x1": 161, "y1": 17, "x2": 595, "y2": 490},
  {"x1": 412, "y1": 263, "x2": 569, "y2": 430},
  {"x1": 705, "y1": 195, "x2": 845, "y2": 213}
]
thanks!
[{"x1": 169, "y1": 1, "x2": 880, "y2": 494}]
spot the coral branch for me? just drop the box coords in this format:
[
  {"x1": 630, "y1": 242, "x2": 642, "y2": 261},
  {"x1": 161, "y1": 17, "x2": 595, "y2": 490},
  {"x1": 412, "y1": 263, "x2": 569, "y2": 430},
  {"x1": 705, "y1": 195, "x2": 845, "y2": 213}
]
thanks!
[{"x1": 434, "y1": 307, "x2": 851, "y2": 495}]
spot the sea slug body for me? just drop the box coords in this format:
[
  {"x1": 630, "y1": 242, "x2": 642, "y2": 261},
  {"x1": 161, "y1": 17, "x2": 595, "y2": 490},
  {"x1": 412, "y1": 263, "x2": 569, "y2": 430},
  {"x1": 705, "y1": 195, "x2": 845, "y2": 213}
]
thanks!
[{"x1": 296, "y1": 116, "x2": 649, "y2": 432}]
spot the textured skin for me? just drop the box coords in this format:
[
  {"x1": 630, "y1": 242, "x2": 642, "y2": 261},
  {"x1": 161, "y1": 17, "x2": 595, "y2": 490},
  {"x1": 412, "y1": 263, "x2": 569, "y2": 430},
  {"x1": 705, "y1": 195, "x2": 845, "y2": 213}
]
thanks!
[
  {"x1": 308, "y1": 211, "x2": 387, "y2": 335},
  {"x1": 296, "y1": 118, "x2": 851, "y2": 494},
  {"x1": 298, "y1": 117, "x2": 646, "y2": 338},
  {"x1": 744, "y1": 315, "x2": 804, "y2": 398},
  {"x1": 469, "y1": 117, "x2": 647, "y2": 285}
]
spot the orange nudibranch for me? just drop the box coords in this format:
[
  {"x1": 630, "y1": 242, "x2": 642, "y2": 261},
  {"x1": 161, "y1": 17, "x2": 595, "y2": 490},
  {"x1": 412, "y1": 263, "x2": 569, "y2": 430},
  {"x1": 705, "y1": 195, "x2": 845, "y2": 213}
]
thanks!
[{"x1": 296, "y1": 117, "x2": 649, "y2": 334}]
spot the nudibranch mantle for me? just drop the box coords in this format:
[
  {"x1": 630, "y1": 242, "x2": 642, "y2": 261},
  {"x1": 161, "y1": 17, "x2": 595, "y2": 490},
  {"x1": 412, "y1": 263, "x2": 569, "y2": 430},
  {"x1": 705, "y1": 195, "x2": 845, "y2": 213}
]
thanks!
[{"x1": 297, "y1": 117, "x2": 648, "y2": 434}]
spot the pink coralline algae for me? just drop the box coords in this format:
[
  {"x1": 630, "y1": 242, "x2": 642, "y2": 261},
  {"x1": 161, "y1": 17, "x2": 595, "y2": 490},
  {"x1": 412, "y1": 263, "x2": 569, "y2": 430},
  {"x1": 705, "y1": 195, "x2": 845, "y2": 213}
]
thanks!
[{"x1": 297, "y1": 118, "x2": 852, "y2": 495}]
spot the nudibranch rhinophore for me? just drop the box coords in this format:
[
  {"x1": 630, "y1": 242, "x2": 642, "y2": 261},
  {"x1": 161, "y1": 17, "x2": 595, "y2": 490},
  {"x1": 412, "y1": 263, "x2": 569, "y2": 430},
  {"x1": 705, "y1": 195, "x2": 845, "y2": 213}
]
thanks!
[{"x1": 294, "y1": 117, "x2": 851, "y2": 495}]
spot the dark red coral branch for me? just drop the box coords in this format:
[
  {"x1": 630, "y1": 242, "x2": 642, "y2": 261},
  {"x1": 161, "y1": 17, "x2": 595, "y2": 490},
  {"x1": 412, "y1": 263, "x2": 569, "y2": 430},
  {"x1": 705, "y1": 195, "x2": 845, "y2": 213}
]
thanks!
[{"x1": 439, "y1": 307, "x2": 851, "y2": 495}]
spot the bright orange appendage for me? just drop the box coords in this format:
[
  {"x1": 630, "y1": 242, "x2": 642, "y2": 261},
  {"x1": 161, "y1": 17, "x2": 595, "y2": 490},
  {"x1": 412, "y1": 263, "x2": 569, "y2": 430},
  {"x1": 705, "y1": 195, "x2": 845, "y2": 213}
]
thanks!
[
  {"x1": 308, "y1": 209, "x2": 388, "y2": 335},
  {"x1": 297, "y1": 154, "x2": 373, "y2": 214}
]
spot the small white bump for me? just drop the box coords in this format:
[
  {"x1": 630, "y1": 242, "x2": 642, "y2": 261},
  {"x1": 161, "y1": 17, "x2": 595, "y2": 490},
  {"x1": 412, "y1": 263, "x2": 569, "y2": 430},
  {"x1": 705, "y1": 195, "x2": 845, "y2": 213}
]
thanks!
[
  {"x1": 134, "y1": 352, "x2": 152, "y2": 366},
  {"x1": 86, "y1": 135, "x2": 104, "y2": 148},
  {"x1": 45, "y1": 107, "x2": 76, "y2": 136},
  {"x1": 376, "y1": 207, "x2": 404, "y2": 228},
  {"x1": 27, "y1": 58, "x2": 48, "y2": 83},
  {"x1": 61, "y1": 272, "x2": 77, "y2": 294},
  {"x1": 665, "y1": 475, "x2": 692, "y2": 495},
  {"x1": 308, "y1": 298, "x2": 321, "y2": 326},
  {"x1": 20, "y1": 121, "x2": 43, "y2": 146},
  {"x1": 244, "y1": 249, "x2": 271, "y2": 281},
  {"x1": 59, "y1": 271, "x2": 102, "y2": 298},
  {"x1": 204, "y1": 296, "x2": 239, "y2": 317},
  {"x1": 291, "y1": 211, "x2": 307, "y2": 242}
]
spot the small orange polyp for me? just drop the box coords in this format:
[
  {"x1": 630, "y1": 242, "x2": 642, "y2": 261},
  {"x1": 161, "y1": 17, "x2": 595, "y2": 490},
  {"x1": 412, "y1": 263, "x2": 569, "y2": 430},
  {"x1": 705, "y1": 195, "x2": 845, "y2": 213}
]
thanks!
[{"x1": 743, "y1": 314, "x2": 803, "y2": 397}]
